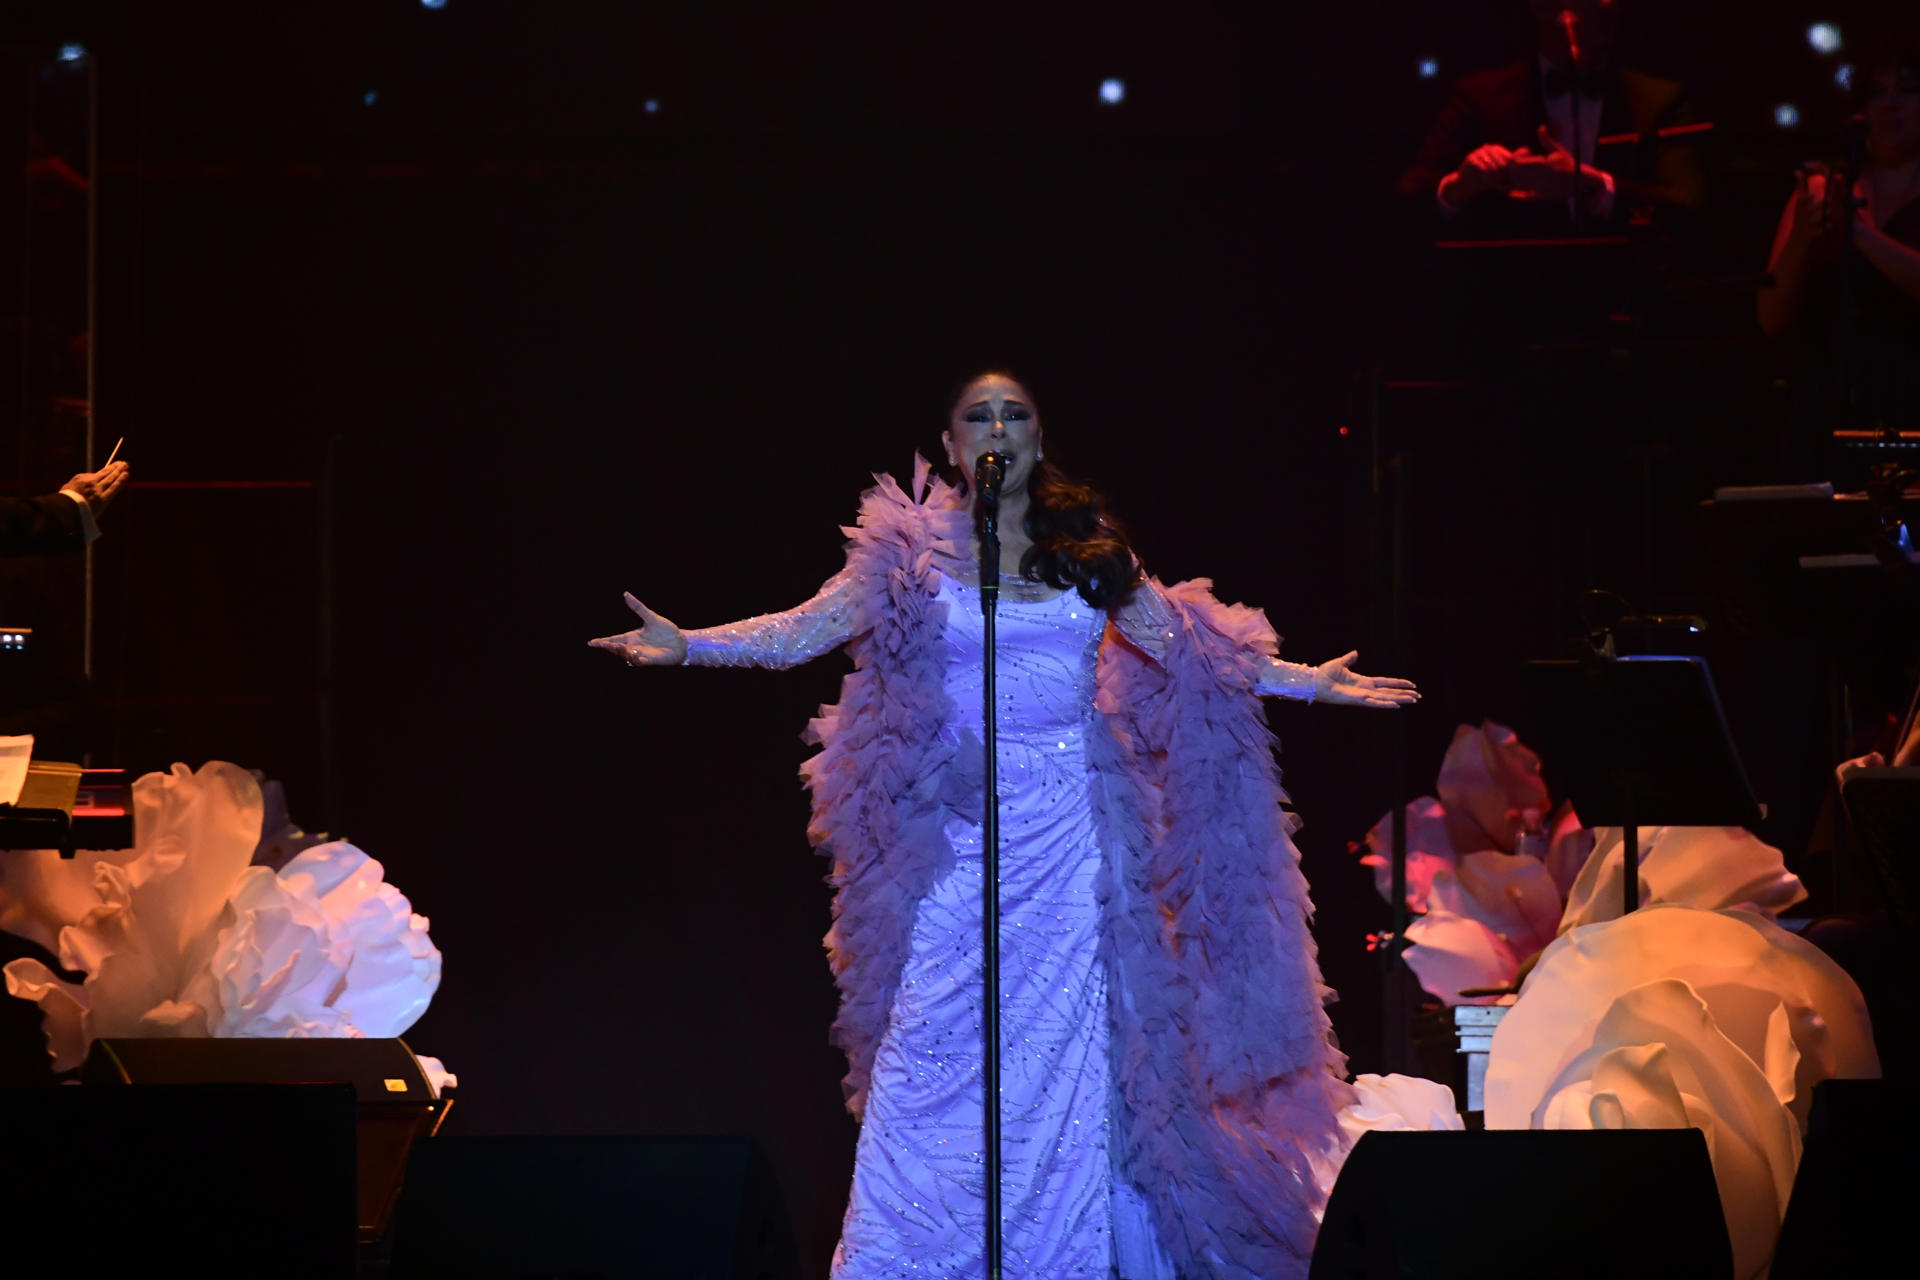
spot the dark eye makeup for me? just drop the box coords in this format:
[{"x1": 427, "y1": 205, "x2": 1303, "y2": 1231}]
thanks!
[{"x1": 960, "y1": 402, "x2": 1032, "y2": 423}]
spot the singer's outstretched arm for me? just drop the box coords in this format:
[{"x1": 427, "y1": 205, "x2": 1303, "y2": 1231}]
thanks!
[
  {"x1": 1111, "y1": 578, "x2": 1418, "y2": 708},
  {"x1": 590, "y1": 566, "x2": 860, "y2": 670}
]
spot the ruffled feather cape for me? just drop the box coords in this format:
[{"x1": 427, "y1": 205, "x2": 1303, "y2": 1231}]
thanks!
[{"x1": 801, "y1": 457, "x2": 1351, "y2": 1279}]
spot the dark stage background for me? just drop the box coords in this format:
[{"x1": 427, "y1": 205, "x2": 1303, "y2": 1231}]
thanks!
[{"x1": 7, "y1": 2, "x2": 1909, "y2": 1270}]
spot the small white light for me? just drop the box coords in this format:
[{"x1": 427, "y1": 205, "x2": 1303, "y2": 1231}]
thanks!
[
  {"x1": 57, "y1": 43, "x2": 86, "y2": 63},
  {"x1": 1098, "y1": 78, "x2": 1125, "y2": 106},
  {"x1": 644, "y1": 99, "x2": 660, "y2": 114},
  {"x1": 1807, "y1": 23, "x2": 1842, "y2": 56},
  {"x1": 1775, "y1": 102, "x2": 1801, "y2": 129},
  {"x1": 1836, "y1": 63, "x2": 1855, "y2": 91},
  {"x1": 1418, "y1": 58, "x2": 1439, "y2": 79}
]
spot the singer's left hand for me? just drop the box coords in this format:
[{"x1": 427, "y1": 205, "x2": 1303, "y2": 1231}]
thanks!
[{"x1": 1313, "y1": 651, "x2": 1420, "y2": 709}]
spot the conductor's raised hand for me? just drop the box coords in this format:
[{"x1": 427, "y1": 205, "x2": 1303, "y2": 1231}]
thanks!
[
  {"x1": 1313, "y1": 651, "x2": 1420, "y2": 709},
  {"x1": 589, "y1": 593, "x2": 688, "y2": 667},
  {"x1": 62, "y1": 459, "x2": 130, "y2": 516}
]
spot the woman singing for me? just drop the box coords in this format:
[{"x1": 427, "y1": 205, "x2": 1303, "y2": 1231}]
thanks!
[{"x1": 591, "y1": 372, "x2": 1416, "y2": 1279}]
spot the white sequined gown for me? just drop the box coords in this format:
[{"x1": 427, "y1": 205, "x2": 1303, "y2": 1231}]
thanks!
[
  {"x1": 829, "y1": 573, "x2": 1152, "y2": 1278},
  {"x1": 682, "y1": 566, "x2": 1314, "y2": 1278}
]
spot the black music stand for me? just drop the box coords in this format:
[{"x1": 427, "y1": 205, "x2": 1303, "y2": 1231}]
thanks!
[{"x1": 1527, "y1": 655, "x2": 1763, "y2": 915}]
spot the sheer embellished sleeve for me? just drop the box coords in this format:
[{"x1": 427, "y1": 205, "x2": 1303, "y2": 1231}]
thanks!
[
  {"x1": 1111, "y1": 576, "x2": 1320, "y2": 701},
  {"x1": 1109, "y1": 576, "x2": 1181, "y2": 663},
  {"x1": 1251, "y1": 654, "x2": 1318, "y2": 702},
  {"x1": 682, "y1": 565, "x2": 860, "y2": 669}
]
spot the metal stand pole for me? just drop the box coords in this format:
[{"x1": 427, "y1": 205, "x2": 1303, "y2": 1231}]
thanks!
[
  {"x1": 979, "y1": 503, "x2": 1003, "y2": 1280},
  {"x1": 82, "y1": 53, "x2": 99, "y2": 687}
]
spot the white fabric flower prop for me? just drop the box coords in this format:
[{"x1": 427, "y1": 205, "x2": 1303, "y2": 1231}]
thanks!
[
  {"x1": 1530, "y1": 979, "x2": 1801, "y2": 1280},
  {"x1": 0, "y1": 843, "x2": 140, "y2": 956},
  {"x1": 414, "y1": 1054, "x2": 458, "y2": 1098},
  {"x1": 1435, "y1": 721, "x2": 1549, "y2": 853},
  {"x1": 1313, "y1": 1072, "x2": 1466, "y2": 1200},
  {"x1": 1491, "y1": 905, "x2": 1877, "y2": 1132},
  {"x1": 1542, "y1": 802, "x2": 1594, "y2": 899},
  {"x1": 1358, "y1": 795, "x2": 1457, "y2": 913},
  {"x1": 3, "y1": 762, "x2": 441, "y2": 1069},
  {"x1": 1559, "y1": 826, "x2": 1807, "y2": 935},
  {"x1": 1402, "y1": 908, "x2": 1519, "y2": 1006},
  {"x1": 1399, "y1": 852, "x2": 1561, "y2": 1004},
  {"x1": 1486, "y1": 905, "x2": 1879, "y2": 1280},
  {"x1": 216, "y1": 843, "x2": 441, "y2": 1039},
  {"x1": 1337, "y1": 1072, "x2": 1465, "y2": 1141},
  {"x1": 1432, "y1": 850, "x2": 1563, "y2": 958}
]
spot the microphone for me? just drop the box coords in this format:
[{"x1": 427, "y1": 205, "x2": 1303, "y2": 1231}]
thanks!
[
  {"x1": 975, "y1": 451, "x2": 1008, "y2": 598},
  {"x1": 975, "y1": 451, "x2": 1008, "y2": 510}
]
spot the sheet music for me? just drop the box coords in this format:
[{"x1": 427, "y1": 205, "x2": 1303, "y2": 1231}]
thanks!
[{"x1": 0, "y1": 735, "x2": 31, "y2": 807}]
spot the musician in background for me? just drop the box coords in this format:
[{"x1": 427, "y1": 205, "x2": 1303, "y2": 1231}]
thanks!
[
  {"x1": 0, "y1": 460, "x2": 128, "y2": 558},
  {"x1": 1758, "y1": 32, "x2": 1920, "y2": 441},
  {"x1": 1396, "y1": 0, "x2": 1703, "y2": 233},
  {"x1": 0, "y1": 459, "x2": 127, "y2": 755}
]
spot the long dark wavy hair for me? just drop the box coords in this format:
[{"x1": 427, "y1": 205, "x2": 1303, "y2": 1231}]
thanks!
[{"x1": 939, "y1": 372, "x2": 1139, "y2": 610}]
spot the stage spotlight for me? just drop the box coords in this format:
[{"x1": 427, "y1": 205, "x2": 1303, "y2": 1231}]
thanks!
[
  {"x1": 644, "y1": 99, "x2": 660, "y2": 114},
  {"x1": 1836, "y1": 63, "x2": 1855, "y2": 91},
  {"x1": 364, "y1": 90, "x2": 380, "y2": 107},
  {"x1": 1418, "y1": 58, "x2": 1439, "y2": 79},
  {"x1": 1807, "y1": 23, "x2": 1842, "y2": 55},
  {"x1": 57, "y1": 43, "x2": 86, "y2": 64},
  {"x1": 1775, "y1": 102, "x2": 1801, "y2": 128},
  {"x1": 422, "y1": 0, "x2": 448, "y2": 8},
  {"x1": 1099, "y1": 78, "x2": 1125, "y2": 105}
]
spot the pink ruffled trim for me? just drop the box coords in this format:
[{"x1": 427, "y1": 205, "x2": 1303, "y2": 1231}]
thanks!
[
  {"x1": 799, "y1": 456, "x2": 972, "y2": 1115},
  {"x1": 1093, "y1": 582, "x2": 1351, "y2": 1279}
]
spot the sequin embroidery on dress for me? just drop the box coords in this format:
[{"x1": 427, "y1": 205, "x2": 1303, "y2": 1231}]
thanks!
[{"x1": 830, "y1": 572, "x2": 1127, "y2": 1279}]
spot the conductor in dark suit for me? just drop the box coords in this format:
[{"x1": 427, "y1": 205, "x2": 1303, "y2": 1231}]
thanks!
[
  {"x1": 1397, "y1": 0, "x2": 1703, "y2": 233},
  {"x1": 0, "y1": 460, "x2": 128, "y2": 557}
]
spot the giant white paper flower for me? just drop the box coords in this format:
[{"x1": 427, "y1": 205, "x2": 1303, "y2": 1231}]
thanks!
[
  {"x1": 1402, "y1": 908, "x2": 1519, "y2": 1005},
  {"x1": 3, "y1": 762, "x2": 442, "y2": 1069},
  {"x1": 1491, "y1": 905, "x2": 1877, "y2": 1131},
  {"x1": 1358, "y1": 795, "x2": 1457, "y2": 914},
  {"x1": 213, "y1": 843, "x2": 441, "y2": 1039},
  {"x1": 1431, "y1": 850, "x2": 1563, "y2": 958},
  {"x1": 1337, "y1": 1072, "x2": 1465, "y2": 1141},
  {"x1": 1542, "y1": 802, "x2": 1594, "y2": 898},
  {"x1": 1559, "y1": 826, "x2": 1807, "y2": 934},
  {"x1": 1486, "y1": 905, "x2": 1878, "y2": 1278},
  {"x1": 1312, "y1": 1072, "x2": 1466, "y2": 1200},
  {"x1": 1529, "y1": 979, "x2": 1801, "y2": 1280},
  {"x1": 1399, "y1": 851, "x2": 1561, "y2": 1004}
]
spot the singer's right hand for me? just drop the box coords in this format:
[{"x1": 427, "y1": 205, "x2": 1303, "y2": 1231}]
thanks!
[{"x1": 589, "y1": 593, "x2": 688, "y2": 667}]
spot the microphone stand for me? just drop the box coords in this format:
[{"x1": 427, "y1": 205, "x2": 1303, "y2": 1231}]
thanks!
[
  {"x1": 975, "y1": 454, "x2": 1005, "y2": 1280},
  {"x1": 1567, "y1": 75, "x2": 1583, "y2": 234}
]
